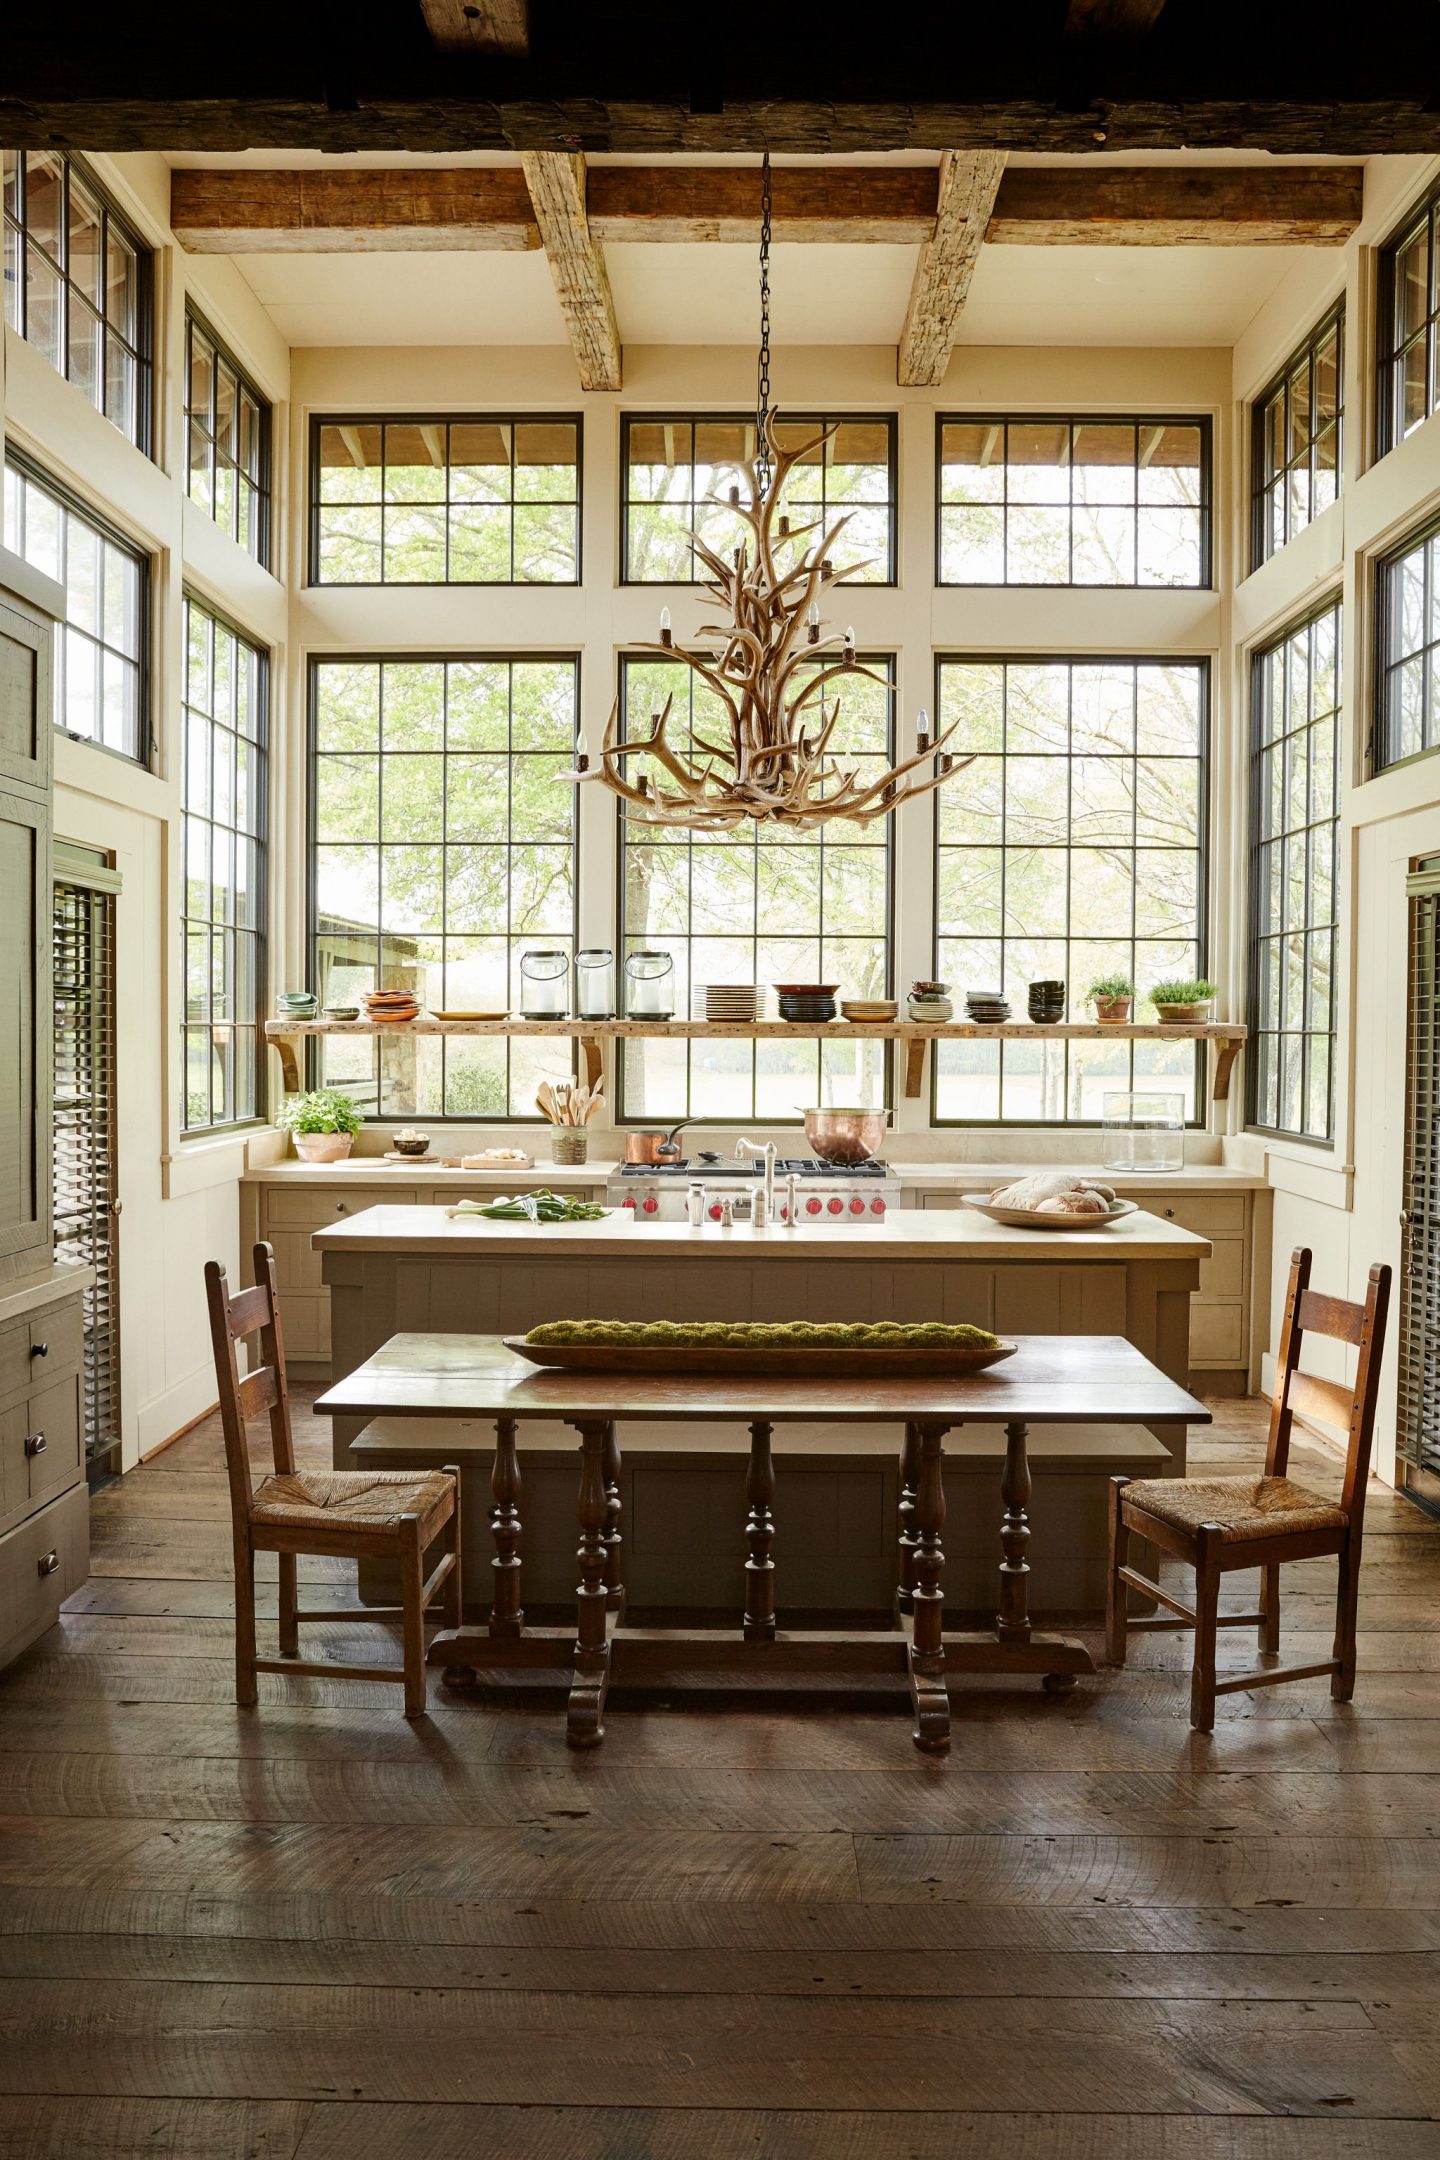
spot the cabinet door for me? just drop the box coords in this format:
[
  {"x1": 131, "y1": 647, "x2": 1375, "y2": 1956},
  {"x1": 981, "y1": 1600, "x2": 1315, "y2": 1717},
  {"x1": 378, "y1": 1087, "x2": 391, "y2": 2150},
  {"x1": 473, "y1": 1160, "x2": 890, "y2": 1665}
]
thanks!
[
  {"x1": 0, "y1": 789, "x2": 51, "y2": 1276},
  {"x1": 0, "y1": 596, "x2": 53, "y2": 795}
]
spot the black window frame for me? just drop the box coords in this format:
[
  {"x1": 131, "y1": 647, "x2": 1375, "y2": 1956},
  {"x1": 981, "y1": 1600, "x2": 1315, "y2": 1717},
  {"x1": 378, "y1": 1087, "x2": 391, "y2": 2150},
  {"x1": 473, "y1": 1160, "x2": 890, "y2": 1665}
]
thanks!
[
  {"x1": 180, "y1": 592, "x2": 270, "y2": 1139},
  {"x1": 934, "y1": 413, "x2": 1213, "y2": 590},
  {"x1": 305, "y1": 650, "x2": 583, "y2": 1121},
  {"x1": 1374, "y1": 509, "x2": 1440, "y2": 777},
  {"x1": 306, "y1": 412, "x2": 584, "y2": 587},
  {"x1": 1377, "y1": 178, "x2": 1440, "y2": 458},
  {"x1": 2, "y1": 149, "x2": 154, "y2": 455},
  {"x1": 614, "y1": 647, "x2": 898, "y2": 1125},
  {"x1": 2, "y1": 447, "x2": 153, "y2": 770},
  {"x1": 1250, "y1": 303, "x2": 1345, "y2": 569},
  {"x1": 1245, "y1": 594, "x2": 1341, "y2": 1147},
  {"x1": 185, "y1": 307, "x2": 273, "y2": 569},
  {"x1": 619, "y1": 410, "x2": 899, "y2": 587},
  {"x1": 930, "y1": 650, "x2": 1212, "y2": 1129}
]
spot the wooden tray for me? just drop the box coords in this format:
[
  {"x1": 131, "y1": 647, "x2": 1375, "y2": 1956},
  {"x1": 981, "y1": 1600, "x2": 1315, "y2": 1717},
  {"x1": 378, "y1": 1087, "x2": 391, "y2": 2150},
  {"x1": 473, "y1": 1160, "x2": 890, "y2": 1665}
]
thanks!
[
  {"x1": 961, "y1": 1194, "x2": 1138, "y2": 1230},
  {"x1": 503, "y1": 1336, "x2": 1017, "y2": 1377}
]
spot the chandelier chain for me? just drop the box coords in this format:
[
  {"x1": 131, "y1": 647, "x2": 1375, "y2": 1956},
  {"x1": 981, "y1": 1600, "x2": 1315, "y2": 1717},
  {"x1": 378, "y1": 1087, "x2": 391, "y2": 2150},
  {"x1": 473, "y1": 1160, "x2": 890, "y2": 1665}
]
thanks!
[{"x1": 756, "y1": 150, "x2": 772, "y2": 492}]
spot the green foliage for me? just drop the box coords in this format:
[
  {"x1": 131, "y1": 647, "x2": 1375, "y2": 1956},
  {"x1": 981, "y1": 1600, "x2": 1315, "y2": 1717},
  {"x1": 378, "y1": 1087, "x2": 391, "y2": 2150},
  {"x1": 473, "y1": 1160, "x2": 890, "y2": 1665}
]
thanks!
[
  {"x1": 1148, "y1": 977, "x2": 1216, "y2": 1005},
  {"x1": 454, "y1": 1192, "x2": 606, "y2": 1223},
  {"x1": 1086, "y1": 973, "x2": 1135, "y2": 1001},
  {"x1": 276, "y1": 1088, "x2": 363, "y2": 1137},
  {"x1": 526, "y1": 1319, "x2": 1001, "y2": 1350}
]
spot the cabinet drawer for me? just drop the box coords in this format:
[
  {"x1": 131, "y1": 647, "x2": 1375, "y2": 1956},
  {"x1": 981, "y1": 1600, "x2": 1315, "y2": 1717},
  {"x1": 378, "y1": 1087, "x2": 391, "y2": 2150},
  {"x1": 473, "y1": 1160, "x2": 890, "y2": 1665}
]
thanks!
[
  {"x1": 0, "y1": 1297, "x2": 82, "y2": 1405},
  {"x1": 0, "y1": 1371, "x2": 82, "y2": 1534},
  {"x1": 1197, "y1": 1238, "x2": 1246, "y2": 1299},
  {"x1": 0, "y1": 1479, "x2": 87, "y2": 1671},
  {"x1": 1142, "y1": 1195, "x2": 1247, "y2": 1234},
  {"x1": 1190, "y1": 1302, "x2": 1246, "y2": 1364},
  {"x1": 265, "y1": 1186, "x2": 416, "y2": 1227}
]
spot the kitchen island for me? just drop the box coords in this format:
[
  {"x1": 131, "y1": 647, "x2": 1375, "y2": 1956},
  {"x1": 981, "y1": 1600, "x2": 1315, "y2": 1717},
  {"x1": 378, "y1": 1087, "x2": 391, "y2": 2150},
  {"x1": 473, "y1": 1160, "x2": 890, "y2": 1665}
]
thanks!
[{"x1": 313, "y1": 1204, "x2": 1209, "y2": 1623}]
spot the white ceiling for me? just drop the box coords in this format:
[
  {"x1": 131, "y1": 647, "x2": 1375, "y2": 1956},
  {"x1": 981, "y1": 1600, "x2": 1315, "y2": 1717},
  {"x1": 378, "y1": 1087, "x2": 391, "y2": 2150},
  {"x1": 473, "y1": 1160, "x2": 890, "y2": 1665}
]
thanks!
[{"x1": 165, "y1": 150, "x2": 1357, "y2": 352}]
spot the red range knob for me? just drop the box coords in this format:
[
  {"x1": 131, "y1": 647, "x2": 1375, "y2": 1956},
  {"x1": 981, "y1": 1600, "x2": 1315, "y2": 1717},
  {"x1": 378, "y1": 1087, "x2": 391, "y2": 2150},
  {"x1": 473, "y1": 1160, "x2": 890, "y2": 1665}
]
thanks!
[
  {"x1": 849, "y1": 1196, "x2": 865, "y2": 1214},
  {"x1": 805, "y1": 1196, "x2": 823, "y2": 1215},
  {"x1": 621, "y1": 1193, "x2": 636, "y2": 1208},
  {"x1": 870, "y1": 1196, "x2": 886, "y2": 1215},
  {"x1": 827, "y1": 1196, "x2": 844, "y2": 1215},
  {"x1": 709, "y1": 1203, "x2": 723, "y2": 1220},
  {"x1": 642, "y1": 1195, "x2": 658, "y2": 1214}
]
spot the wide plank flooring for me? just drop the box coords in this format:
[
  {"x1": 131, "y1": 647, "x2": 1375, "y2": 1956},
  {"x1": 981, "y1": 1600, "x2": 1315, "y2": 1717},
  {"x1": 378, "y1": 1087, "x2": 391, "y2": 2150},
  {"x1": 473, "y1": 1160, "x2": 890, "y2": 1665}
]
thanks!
[{"x1": 2, "y1": 1388, "x2": 1438, "y2": 2157}]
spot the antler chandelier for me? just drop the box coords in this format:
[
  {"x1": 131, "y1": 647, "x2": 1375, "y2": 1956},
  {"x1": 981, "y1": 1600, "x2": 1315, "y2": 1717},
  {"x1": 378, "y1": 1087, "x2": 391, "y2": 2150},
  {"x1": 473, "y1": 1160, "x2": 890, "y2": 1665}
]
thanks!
[{"x1": 565, "y1": 158, "x2": 970, "y2": 833}]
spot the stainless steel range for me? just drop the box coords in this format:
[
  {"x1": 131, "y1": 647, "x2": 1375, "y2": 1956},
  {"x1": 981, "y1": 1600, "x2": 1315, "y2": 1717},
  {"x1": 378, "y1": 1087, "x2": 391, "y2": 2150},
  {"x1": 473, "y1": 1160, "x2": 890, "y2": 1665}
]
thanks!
[{"x1": 606, "y1": 1155, "x2": 900, "y2": 1224}]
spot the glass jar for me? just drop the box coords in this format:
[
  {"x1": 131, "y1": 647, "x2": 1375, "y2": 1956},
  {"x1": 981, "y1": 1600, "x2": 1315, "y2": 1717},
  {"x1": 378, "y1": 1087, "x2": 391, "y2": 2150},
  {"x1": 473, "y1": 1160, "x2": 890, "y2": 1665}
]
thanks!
[
  {"x1": 1101, "y1": 1091, "x2": 1185, "y2": 1173},
  {"x1": 625, "y1": 949, "x2": 676, "y2": 1018},
  {"x1": 518, "y1": 948, "x2": 570, "y2": 1019},
  {"x1": 575, "y1": 948, "x2": 615, "y2": 1019}
]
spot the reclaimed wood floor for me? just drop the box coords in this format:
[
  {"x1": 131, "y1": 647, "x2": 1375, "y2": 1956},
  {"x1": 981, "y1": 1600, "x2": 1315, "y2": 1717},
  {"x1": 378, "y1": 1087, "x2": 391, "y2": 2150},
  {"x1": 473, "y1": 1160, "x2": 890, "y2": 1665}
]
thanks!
[{"x1": 2, "y1": 1391, "x2": 1439, "y2": 2158}]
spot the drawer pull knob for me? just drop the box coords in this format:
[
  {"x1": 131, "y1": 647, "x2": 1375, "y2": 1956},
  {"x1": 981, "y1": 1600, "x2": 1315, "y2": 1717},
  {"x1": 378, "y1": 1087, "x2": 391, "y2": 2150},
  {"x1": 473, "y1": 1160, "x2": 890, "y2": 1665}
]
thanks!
[
  {"x1": 23, "y1": 1432, "x2": 45, "y2": 1457},
  {"x1": 30, "y1": 1342, "x2": 47, "y2": 1358},
  {"x1": 37, "y1": 1550, "x2": 60, "y2": 1578}
]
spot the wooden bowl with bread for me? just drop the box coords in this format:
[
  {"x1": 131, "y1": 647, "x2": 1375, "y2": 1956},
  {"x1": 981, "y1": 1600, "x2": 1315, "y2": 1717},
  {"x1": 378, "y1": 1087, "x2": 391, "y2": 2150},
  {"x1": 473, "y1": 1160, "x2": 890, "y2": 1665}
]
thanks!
[{"x1": 960, "y1": 1173, "x2": 1138, "y2": 1230}]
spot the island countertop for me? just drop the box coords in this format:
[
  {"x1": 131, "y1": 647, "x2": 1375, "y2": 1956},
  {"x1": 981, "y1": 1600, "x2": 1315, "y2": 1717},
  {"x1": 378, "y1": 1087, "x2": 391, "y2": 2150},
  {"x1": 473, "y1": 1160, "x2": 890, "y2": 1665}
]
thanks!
[{"x1": 311, "y1": 1202, "x2": 1211, "y2": 1262}]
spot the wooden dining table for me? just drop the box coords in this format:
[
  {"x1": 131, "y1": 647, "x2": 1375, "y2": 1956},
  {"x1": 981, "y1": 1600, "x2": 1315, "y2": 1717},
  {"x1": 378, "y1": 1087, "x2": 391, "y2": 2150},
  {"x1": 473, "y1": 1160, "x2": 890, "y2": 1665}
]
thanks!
[{"x1": 314, "y1": 1331, "x2": 1210, "y2": 1753}]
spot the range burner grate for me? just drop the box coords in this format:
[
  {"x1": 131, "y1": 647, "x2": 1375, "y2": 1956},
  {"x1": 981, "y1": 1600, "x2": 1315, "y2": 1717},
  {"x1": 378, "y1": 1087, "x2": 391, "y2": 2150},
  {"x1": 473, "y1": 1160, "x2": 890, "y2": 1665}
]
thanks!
[{"x1": 620, "y1": 1156, "x2": 889, "y2": 1178}]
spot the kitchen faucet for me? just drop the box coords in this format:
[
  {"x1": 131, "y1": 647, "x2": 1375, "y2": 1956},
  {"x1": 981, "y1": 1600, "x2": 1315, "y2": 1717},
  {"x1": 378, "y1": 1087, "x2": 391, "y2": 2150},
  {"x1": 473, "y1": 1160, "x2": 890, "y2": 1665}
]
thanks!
[{"x1": 734, "y1": 1137, "x2": 777, "y2": 1221}]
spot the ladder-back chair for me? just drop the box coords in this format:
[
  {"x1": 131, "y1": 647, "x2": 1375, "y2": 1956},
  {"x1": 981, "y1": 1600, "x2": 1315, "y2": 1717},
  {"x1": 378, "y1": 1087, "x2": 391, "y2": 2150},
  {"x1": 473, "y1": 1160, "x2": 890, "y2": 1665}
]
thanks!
[
  {"x1": 1106, "y1": 1247, "x2": 1391, "y2": 1732},
  {"x1": 205, "y1": 1240, "x2": 461, "y2": 1717}
]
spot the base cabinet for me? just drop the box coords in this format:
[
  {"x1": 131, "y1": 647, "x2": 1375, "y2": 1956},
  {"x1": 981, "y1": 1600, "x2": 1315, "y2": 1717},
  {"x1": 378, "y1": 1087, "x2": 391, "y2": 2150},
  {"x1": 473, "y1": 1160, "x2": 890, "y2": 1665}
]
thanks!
[{"x1": 0, "y1": 1275, "x2": 89, "y2": 1670}]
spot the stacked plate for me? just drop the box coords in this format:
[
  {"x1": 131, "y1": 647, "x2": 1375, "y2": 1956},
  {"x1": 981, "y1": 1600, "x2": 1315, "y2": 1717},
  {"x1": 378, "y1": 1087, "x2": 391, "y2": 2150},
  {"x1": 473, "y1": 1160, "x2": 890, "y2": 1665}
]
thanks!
[
  {"x1": 966, "y1": 990, "x2": 1012, "y2": 1025},
  {"x1": 363, "y1": 988, "x2": 421, "y2": 1024},
  {"x1": 775, "y1": 981, "x2": 839, "y2": 1024},
  {"x1": 703, "y1": 984, "x2": 761, "y2": 1023},
  {"x1": 841, "y1": 998, "x2": 899, "y2": 1023}
]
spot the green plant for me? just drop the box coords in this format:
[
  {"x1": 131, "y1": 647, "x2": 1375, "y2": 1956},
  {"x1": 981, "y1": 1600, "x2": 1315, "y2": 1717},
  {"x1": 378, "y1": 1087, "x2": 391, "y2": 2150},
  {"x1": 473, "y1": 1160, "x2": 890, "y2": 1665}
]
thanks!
[
  {"x1": 275, "y1": 1088, "x2": 363, "y2": 1138},
  {"x1": 525, "y1": 1319, "x2": 1001, "y2": 1350},
  {"x1": 1086, "y1": 973, "x2": 1136, "y2": 1002},
  {"x1": 1148, "y1": 977, "x2": 1217, "y2": 1006}
]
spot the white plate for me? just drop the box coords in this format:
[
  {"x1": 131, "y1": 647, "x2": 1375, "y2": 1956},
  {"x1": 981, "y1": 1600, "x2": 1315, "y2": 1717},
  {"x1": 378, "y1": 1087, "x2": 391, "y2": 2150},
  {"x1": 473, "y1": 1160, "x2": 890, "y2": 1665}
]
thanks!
[{"x1": 960, "y1": 1194, "x2": 1139, "y2": 1231}]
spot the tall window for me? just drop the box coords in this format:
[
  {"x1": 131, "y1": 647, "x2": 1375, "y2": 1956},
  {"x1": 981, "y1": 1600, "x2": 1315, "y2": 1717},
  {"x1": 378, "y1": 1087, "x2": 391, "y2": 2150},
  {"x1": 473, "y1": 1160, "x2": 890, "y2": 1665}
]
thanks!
[
  {"x1": 622, "y1": 414, "x2": 896, "y2": 584},
  {"x1": 619, "y1": 653, "x2": 893, "y2": 1120},
  {"x1": 1377, "y1": 516, "x2": 1440, "y2": 772},
  {"x1": 937, "y1": 418, "x2": 1208, "y2": 587},
  {"x1": 1251, "y1": 306, "x2": 1343, "y2": 565},
  {"x1": 310, "y1": 417, "x2": 581, "y2": 584},
  {"x1": 1249, "y1": 601, "x2": 1340, "y2": 1142},
  {"x1": 2, "y1": 151, "x2": 151, "y2": 450},
  {"x1": 182, "y1": 598, "x2": 268, "y2": 1134},
  {"x1": 310, "y1": 657, "x2": 578, "y2": 1118},
  {"x1": 186, "y1": 313, "x2": 271, "y2": 563},
  {"x1": 934, "y1": 656, "x2": 1207, "y2": 1123},
  {"x1": 3, "y1": 454, "x2": 148, "y2": 765},
  {"x1": 1379, "y1": 182, "x2": 1440, "y2": 453}
]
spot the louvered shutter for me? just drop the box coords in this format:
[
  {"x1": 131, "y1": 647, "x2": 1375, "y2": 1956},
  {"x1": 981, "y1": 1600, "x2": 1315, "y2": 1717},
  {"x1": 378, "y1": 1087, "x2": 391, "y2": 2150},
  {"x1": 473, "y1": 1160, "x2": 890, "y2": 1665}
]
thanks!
[
  {"x1": 52, "y1": 872, "x2": 121, "y2": 1483},
  {"x1": 1401, "y1": 866, "x2": 1440, "y2": 1495}
]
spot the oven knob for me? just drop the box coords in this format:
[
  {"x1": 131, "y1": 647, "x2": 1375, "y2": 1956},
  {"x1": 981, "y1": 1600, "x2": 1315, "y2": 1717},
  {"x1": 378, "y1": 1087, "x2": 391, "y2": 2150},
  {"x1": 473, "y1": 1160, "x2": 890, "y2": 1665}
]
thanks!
[
  {"x1": 709, "y1": 1202, "x2": 724, "y2": 1221},
  {"x1": 805, "y1": 1196, "x2": 823, "y2": 1215},
  {"x1": 621, "y1": 1193, "x2": 636, "y2": 1209},
  {"x1": 849, "y1": 1196, "x2": 865, "y2": 1214},
  {"x1": 642, "y1": 1195, "x2": 658, "y2": 1213},
  {"x1": 870, "y1": 1196, "x2": 886, "y2": 1215},
  {"x1": 827, "y1": 1196, "x2": 844, "y2": 1215}
]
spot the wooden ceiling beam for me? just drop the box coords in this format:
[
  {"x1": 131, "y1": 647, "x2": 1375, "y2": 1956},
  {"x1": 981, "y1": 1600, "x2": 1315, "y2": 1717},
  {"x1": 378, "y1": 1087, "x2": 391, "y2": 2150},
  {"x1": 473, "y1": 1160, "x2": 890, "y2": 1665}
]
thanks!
[
  {"x1": 169, "y1": 162, "x2": 1362, "y2": 255},
  {"x1": 1066, "y1": 0, "x2": 1168, "y2": 33},
  {"x1": 898, "y1": 151, "x2": 1008, "y2": 390},
  {"x1": 418, "y1": 0, "x2": 529, "y2": 58},
  {"x1": 520, "y1": 151, "x2": 622, "y2": 392}
]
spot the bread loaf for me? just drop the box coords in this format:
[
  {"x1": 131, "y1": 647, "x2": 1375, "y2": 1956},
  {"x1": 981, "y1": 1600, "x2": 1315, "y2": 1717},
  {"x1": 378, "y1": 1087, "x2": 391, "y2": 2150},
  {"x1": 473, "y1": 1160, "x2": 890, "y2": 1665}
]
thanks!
[{"x1": 989, "y1": 1172, "x2": 1115, "y2": 1212}]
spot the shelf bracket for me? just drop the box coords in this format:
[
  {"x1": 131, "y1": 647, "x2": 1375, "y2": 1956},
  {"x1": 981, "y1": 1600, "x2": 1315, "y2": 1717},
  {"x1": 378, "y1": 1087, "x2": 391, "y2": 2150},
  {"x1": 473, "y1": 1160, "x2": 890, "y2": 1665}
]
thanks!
[
  {"x1": 904, "y1": 1037, "x2": 928, "y2": 1101},
  {"x1": 270, "y1": 1032, "x2": 303, "y2": 1093},
  {"x1": 1211, "y1": 1036, "x2": 1244, "y2": 1102},
  {"x1": 580, "y1": 1036, "x2": 603, "y2": 1091}
]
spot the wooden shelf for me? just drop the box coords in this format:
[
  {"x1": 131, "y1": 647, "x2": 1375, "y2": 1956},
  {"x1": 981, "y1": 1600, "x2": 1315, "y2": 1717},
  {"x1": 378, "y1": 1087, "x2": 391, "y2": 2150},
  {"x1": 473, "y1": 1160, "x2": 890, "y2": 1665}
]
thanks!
[{"x1": 264, "y1": 1016, "x2": 1247, "y2": 1103}]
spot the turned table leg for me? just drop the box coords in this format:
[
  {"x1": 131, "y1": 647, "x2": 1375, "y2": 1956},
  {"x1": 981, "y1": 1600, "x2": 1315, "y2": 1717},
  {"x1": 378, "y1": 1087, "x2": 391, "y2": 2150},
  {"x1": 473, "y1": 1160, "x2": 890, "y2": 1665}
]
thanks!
[
  {"x1": 907, "y1": 1421, "x2": 950, "y2": 1754},
  {"x1": 744, "y1": 1419, "x2": 776, "y2": 1643},
  {"x1": 568, "y1": 1420, "x2": 614, "y2": 1749},
  {"x1": 998, "y1": 1419, "x2": 1033, "y2": 1646},
  {"x1": 603, "y1": 1421, "x2": 624, "y2": 1614},
  {"x1": 489, "y1": 1416, "x2": 524, "y2": 1638},
  {"x1": 896, "y1": 1421, "x2": 920, "y2": 1617}
]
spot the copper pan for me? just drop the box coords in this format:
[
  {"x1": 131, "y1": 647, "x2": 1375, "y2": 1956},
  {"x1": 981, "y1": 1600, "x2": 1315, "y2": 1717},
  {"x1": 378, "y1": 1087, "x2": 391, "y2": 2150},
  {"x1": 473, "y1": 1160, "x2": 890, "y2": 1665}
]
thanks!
[{"x1": 799, "y1": 1106, "x2": 891, "y2": 1166}]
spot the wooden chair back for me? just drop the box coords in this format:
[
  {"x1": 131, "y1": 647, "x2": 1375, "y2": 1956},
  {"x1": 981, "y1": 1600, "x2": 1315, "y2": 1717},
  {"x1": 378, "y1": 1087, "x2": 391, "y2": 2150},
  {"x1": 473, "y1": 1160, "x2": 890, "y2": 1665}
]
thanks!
[
  {"x1": 204, "y1": 1241, "x2": 295, "y2": 1531},
  {"x1": 1264, "y1": 1246, "x2": 1392, "y2": 1526}
]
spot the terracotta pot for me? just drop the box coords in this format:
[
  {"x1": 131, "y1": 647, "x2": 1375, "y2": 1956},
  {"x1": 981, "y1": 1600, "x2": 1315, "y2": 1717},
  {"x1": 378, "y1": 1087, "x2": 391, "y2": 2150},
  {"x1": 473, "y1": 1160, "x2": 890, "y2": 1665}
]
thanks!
[
  {"x1": 1093, "y1": 995, "x2": 1133, "y2": 1023},
  {"x1": 293, "y1": 1131, "x2": 354, "y2": 1163}
]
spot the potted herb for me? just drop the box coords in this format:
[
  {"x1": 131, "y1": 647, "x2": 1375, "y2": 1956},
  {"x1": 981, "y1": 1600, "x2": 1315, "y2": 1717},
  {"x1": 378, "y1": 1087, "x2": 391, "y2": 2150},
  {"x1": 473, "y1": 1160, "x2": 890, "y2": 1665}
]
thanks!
[
  {"x1": 907, "y1": 978, "x2": 954, "y2": 1023},
  {"x1": 1148, "y1": 977, "x2": 1218, "y2": 1023},
  {"x1": 1086, "y1": 973, "x2": 1136, "y2": 1024},
  {"x1": 276, "y1": 1087, "x2": 363, "y2": 1163}
]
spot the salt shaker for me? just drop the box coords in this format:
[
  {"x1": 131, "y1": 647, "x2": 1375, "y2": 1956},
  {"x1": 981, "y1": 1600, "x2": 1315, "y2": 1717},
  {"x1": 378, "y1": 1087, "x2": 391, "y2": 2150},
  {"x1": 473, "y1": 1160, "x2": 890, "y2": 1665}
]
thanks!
[
  {"x1": 718, "y1": 1194, "x2": 735, "y2": 1228},
  {"x1": 751, "y1": 1181, "x2": 769, "y2": 1229},
  {"x1": 686, "y1": 1182, "x2": 705, "y2": 1227}
]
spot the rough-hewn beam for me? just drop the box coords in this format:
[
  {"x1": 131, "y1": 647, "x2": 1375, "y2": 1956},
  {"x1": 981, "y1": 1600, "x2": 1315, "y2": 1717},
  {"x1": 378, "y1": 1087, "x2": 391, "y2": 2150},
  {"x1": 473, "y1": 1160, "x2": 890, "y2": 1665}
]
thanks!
[
  {"x1": 521, "y1": 152, "x2": 621, "y2": 392},
  {"x1": 1066, "y1": 0, "x2": 1167, "y2": 31},
  {"x1": 418, "y1": 0, "x2": 529, "y2": 57},
  {"x1": 169, "y1": 162, "x2": 1362, "y2": 255},
  {"x1": 169, "y1": 167, "x2": 538, "y2": 252},
  {"x1": 898, "y1": 152, "x2": 1007, "y2": 389}
]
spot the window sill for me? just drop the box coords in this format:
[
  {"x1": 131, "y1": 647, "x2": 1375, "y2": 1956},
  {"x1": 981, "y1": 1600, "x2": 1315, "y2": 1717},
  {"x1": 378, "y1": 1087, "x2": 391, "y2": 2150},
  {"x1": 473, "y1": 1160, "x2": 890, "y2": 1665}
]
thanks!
[{"x1": 162, "y1": 1131, "x2": 252, "y2": 1200}]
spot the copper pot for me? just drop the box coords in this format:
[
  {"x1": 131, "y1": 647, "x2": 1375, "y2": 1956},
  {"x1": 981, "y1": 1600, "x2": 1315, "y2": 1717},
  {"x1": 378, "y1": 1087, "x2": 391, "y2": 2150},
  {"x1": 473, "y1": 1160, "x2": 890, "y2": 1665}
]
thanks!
[
  {"x1": 623, "y1": 1121, "x2": 689, "y2": 1166},
  {"x1": 799, "y1": 1106, "x2": 891, "y2": 1166}
]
